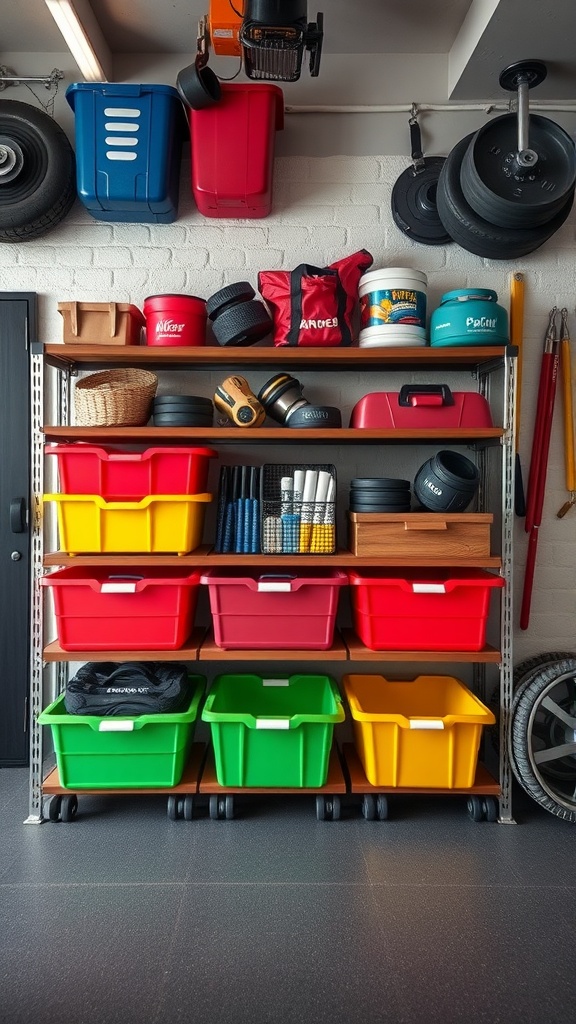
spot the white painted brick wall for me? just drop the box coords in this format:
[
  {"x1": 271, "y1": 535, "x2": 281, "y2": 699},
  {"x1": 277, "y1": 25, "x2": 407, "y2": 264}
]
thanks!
[{"x1": 4, "y1": 154, "x2": 576, "y2": 665}]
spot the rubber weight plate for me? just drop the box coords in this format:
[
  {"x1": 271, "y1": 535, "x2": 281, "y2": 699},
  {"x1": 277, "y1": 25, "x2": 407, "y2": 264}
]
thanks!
[
  {"x1": 460, "y1": 114, "x2": 576, "y2": 228},
  {"x1": 206, "y1": 281, "x2": 255, "y2": 320},
  {"x1": 391, "y1": 158, "x2": 452, "y2": 245},
  {"x1": 437, "y1": 134, "x2": 575, "y2": 260},
  {"x1": 212, "y1": 299, "x2": 273, "y2": 347}
]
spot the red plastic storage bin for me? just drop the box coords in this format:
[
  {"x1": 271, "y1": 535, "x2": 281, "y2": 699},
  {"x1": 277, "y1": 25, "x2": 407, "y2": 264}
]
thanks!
[
  {"x1": 349, "y1": 385, "x2": 493, "y2": 429},
  {"x1": 348, "y1": 569, "x2": 504, "y2": 651},
  {"x1": 46, "y1": 444, "x2": 216, "y2": 500},
  {"x1": 41, "y1": 566, "x2": 202, "y2": 651},
  {"x1": 189, "y1": 83, "x2": 284, "y2": 218},
  {"x1": 200, "y1": 569, "x2": 348, "y2": 649}
]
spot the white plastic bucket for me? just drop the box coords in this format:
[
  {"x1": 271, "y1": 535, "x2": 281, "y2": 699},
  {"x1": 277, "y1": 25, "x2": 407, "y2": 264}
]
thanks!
[{"x1": 359, "y1": 268, "x2": 428, "y2": 345}]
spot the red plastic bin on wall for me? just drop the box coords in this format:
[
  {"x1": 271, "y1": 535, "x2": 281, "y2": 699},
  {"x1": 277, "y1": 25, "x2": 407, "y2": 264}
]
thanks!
[
  {"x1": 348, "y1": 569, "x2": 504, "y2": 651},
  {"x1": 41, "y1": 566, "x2": 202, "y2": 651},
  {"x1": 200, "y1": 569, "x2": 348, "y2": 649},
  {"x1": 46, "y1": 445, "x2": 216, "y2": 500},
  {"x1": 189, "y1": 83, "x2": 284, "y2": 218}
]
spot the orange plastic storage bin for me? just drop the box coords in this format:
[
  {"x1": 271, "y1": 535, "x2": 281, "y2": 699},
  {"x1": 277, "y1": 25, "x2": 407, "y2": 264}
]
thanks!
[{"x1": 344, "y1": 673, "x2": 495, "y2": 788}]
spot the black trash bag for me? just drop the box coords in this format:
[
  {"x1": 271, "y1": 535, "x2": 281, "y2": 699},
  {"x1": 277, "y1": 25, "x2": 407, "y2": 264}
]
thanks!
[{"x1": 64, "y1": 662, "x2": 192, "y2": 717}]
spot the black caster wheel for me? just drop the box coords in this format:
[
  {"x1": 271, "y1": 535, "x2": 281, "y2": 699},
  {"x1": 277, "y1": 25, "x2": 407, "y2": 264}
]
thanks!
[
  {"x1": 183, "y1": 795, "x2": 195, "y2": 821},
  {"x1": 167, "y1": 795, "x2": 180, "y2": 820},
  {"x1": 362, "y1": 794, "x2": 376, "y2": 820},
  {"x1": 47, "y1": 795, "x2": 62, "y2": 822},
  {"x1": 483, "y1": 797, "x2": 499, "y2": 823},
  {"x1": 59, "y1": 794, "x2": 78, "y2": 822},
  {"x1": 376, "y1": 795, "x2": 389, "y2": 821},
  {"x1": 467, "y1": 796, "x2": 485, "y2": 822},
  {"x1": 325, "y1": 795, "x2": 341, "y2": 821},
  {"x1": 209, "y1": 795, "x2": 228, "y2": 820},
  {"x1": 316, "y1": 795, "x2": 326, "y2": 821},
  {"x1": 225, "y1": 795, "x2": 235, "y2": 820}
]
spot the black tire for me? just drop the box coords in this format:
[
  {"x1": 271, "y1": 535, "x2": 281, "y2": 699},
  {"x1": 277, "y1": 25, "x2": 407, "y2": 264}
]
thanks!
[
  {"x1": 211, "y1": 300, "x2": 273, "y2": 347},
  {"x1": 510, "y1": 658, "x2": 576, "y2": 822},
  {"x1": 0, "y1": 100, "x2": 76, "y2": 242},
  {"x1": 362, "y1": 794, "x2": 376, "y2": 820},
  {"x1": 514, "y1": 651, "x2": 576, "y2": 688},
  {"x1": 59, "y1": 794, "x2": 78, "y2": 823},
  {"x1": 436, "y1": 134, "x2": 575, "y2": 259},
  {"x1": 206, "y1": 282, "x2": 255, "y2": 320}
]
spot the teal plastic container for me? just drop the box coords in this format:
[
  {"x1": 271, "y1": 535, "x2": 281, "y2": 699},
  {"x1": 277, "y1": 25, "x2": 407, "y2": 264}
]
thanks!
[
  {"x1": 38, "y1": 676, "x2": 205, "y2": 789},
  {"x1": 430, "y1": 289, "x2": 508, "y2": 347},
  {"x1": 202, "y1": 673, "x2": 345, "y2": 788}
]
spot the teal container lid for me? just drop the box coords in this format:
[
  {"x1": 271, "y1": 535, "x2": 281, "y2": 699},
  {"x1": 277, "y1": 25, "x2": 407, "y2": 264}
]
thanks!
[{"x1": 439, "y1": 289, "x2": 498, "y2": 304}]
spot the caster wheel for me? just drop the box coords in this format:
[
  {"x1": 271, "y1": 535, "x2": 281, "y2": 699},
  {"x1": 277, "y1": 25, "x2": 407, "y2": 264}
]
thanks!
[
  {"x1": 167, "y1": 795, "x2": 179, "y2": 820},
  {"x1": 183, "y1": 795, "x2": 195, "y2": 821},
  {"x1": 316, "y1": 795, "x2": 326, "y2": 821},
  {"x1": 362, "y1": 794, "x2": 376, "y2": 820},
  {"x1": 59, "y1": 794, "x2": 78, "y2": 822},
  {"x1": 209, "y1": 795, "x2": 220, "y2": 820},
  {"x1": 325, "y1": 795, "x2": 341, "y2": 821},
  {"x1": 467, "y1": 795, "x2": 485, "y2": 822},
  {"x1": 47, "y1": 795, "x2": 62, "y2": 822},
  {"x1": 483, "y1": 797, "x2": 499, "y2": 823},
  {"x1": 376, "y1": 795, "x2": 389, "y2": 821},
  {"x1": 225, "y1": 795, "x2": 235, "y2": 820}
]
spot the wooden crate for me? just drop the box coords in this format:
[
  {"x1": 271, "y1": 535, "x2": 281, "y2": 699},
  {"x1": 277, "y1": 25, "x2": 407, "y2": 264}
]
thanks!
[
  {"x1": 58, "y1": 301, "x2": 144, "y2": 346},
  {"x1": 347, "y1": 512, "x2": 493, "y2": 558}
]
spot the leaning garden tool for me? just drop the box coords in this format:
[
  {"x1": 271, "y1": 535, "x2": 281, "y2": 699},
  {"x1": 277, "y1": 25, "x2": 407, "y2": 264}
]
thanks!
[
  {"x1": 510, "y1": 271, "x2": 526, "y2": 515},
  {"x1": 520, "y1": 307, "x2": 560, "y2": 629},
  {"x1": 556, "y1": 308, "x2": 576, "y2": 518}
]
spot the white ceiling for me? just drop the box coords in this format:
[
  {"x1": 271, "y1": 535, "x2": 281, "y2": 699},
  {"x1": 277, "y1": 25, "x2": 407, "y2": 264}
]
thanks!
[{"x1": 2, "y1": 0, "x2": 576, "y2": 99}]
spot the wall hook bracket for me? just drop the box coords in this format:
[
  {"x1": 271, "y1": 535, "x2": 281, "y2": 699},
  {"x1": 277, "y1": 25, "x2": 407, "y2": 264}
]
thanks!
[{"x1": 0, "y1": 67, "x2": 64, "y2": 91}]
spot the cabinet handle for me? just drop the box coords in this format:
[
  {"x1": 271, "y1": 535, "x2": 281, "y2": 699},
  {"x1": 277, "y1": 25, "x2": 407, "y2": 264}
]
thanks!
[
  {"x1": 404, "y1": 520, "x2": 448, "y2": 532},
  {"x1": 10, "y1": 497, "x2": 26, "y2": 533}
]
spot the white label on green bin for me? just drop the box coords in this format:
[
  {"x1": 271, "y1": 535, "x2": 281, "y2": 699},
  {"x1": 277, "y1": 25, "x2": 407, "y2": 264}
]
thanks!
[
  {"x1": 409, "y1": 720, "x2": 445, "y2": 730},
  {"x1": 262, "y1": 679, "x2": 290, "y2": 687},
  {"x1": 99, "y1": 720, "x2": 135, "y2": 732},
  {"x1": 256, "y1": 719, "x2": 290, "y2": 730}
]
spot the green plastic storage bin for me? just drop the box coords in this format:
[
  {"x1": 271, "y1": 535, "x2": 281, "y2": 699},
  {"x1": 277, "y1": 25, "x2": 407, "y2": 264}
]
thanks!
[
  {"x1": 38, "y1": 676, "x2": 204, "y2": 789},
  {"x1": 201, "y1": 673, "x2": 345, "y2": 788}
]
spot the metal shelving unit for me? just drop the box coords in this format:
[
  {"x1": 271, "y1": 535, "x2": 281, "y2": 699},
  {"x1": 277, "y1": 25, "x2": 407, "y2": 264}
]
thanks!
[{"x1": 28, "y1": 344, "x2": 516, "y2": 823}]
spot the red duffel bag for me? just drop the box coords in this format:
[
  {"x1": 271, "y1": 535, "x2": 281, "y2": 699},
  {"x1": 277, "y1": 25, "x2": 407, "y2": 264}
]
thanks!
[{"x1": 258, "y1": 249, "x2": 373, "y2": 347}]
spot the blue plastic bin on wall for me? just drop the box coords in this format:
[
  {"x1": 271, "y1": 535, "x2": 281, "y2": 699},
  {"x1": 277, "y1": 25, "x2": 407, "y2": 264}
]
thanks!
[{"x1": 66, "y1": 83, "x2": 185, "y2": 223}]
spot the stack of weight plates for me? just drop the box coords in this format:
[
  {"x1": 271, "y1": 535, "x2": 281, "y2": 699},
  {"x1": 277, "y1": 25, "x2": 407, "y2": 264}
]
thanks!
[
  {"x1": 349, "y1": 478, "x2": 411, "y2": 513},
  {"x1": 152, "y1": 395, "x2": 213, "y2": 426}
]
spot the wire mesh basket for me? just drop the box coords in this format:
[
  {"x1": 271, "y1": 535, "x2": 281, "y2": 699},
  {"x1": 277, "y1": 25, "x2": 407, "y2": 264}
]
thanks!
[
  {"x1": 73, "y1": 368, "x2": 158, "y2": 426},
  {"x1": 261, "y1": 463, "x2": 336, "y2": 554}
]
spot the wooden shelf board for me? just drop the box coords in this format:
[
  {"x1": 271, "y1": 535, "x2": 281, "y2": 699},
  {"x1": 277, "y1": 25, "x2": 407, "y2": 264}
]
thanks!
[
  {"x1": 343, "y1": 743, "x2": 500, "y2": 795},
  {"x1": 42, "y1": 743, "x2": 206, "y2": 796},
  {"x1": 198, "y1": 745, "x2": 347, "y2": 795},
  {"x1": 43, "y1": 628, "x2": 206, "y2": 662},
  {"x1": 198, "y1": 630, "x2": 348, "y2": 661},
  {"x1": 43, "y1": 547, "x2": 502, "y2": 569},
  {"x1": 342, "y1": 629, "x2": 501, "y2": 662},
  {"x1": 43, "y1": 344, "x2": 511, "y2": 372},
  {"x1": 42, "y1": 425, "x2": 504, "y2": 445}
]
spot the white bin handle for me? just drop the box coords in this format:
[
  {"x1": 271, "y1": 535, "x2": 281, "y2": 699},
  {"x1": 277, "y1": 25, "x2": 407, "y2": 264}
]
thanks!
[
  {"x1": 409, "y1": 719, "x2": 445, "y2": 730},
  {"x1": 257, "y1": 581, "x2": 292, "y2": 592},
  {"x1": 101, "y1": 583, "x2": 138, "y2": 593},
  {"x1": 255, "y1": 719, "x2": 290, "y2": 730},
  {"x1": 98, "y1": 720, "x2": 135, "y2": 732},
  {"x1": 412, "y1": 583, "x2": 446, "y2": 594}
]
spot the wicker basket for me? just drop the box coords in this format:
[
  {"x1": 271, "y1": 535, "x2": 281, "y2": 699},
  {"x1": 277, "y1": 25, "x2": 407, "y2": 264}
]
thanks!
[{"x1": 74, "y1": 368, "x2": 158, "y2": 426}]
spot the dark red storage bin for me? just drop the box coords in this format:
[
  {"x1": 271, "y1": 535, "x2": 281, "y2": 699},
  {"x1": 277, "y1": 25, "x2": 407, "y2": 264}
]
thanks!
[
  {"x1": 41, "y1": 566, "x2": 202, "y2": 651},
  {"x1": 189, "y1": 83, "x2": 284, "y2": 218},
  {"x1": 46, "y1": 444, "x2": 216, "y2": 500},
  {"x1": 348, "y1": 569, "x2": 504, "y2": 651},
  {"x1": 349, "y1": 385, "x2": 493, "y2": 429},
  {"x1": 200, "y1": 569, "x2": 347, "y2": 649}
]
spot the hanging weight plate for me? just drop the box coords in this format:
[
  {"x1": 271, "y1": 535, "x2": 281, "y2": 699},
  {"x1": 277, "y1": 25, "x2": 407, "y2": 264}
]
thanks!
[
  {"x1": 391, "y1": 158, "x2": 452, "y2": 245},
  {"x1": 437, "y1": 134, "x2": 575, "y2": 260},
  {"x1": 460, "y1": 114, "x2": 576, "y2": 228}
]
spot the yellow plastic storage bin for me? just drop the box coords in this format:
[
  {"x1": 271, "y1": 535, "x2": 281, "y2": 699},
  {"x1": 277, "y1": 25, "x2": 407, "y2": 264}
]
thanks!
[
  {"x1": 43, "y1": 493, "x2": 212, "y2": 555},
  {"x1": 343, "y1": 673, "x2": 495, "y2": 789}
]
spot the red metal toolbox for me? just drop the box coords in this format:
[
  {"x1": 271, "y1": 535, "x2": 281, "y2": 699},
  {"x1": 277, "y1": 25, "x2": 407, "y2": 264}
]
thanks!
[
  {"x1": 349, "y1": 384, "x2": 493, "y2": 428},
  {"x1": 46, "y1": 444, "x2": 216, "y2": 500},
  {"x1": 347, "y1": 568, "x2": 504, "y2": 651},
  {"x1": 41, "y1": 566, "x2": 202, "y2": 651},
  {"x1": 200, "y1": 569, "x2": 348, "y2": 650}
]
